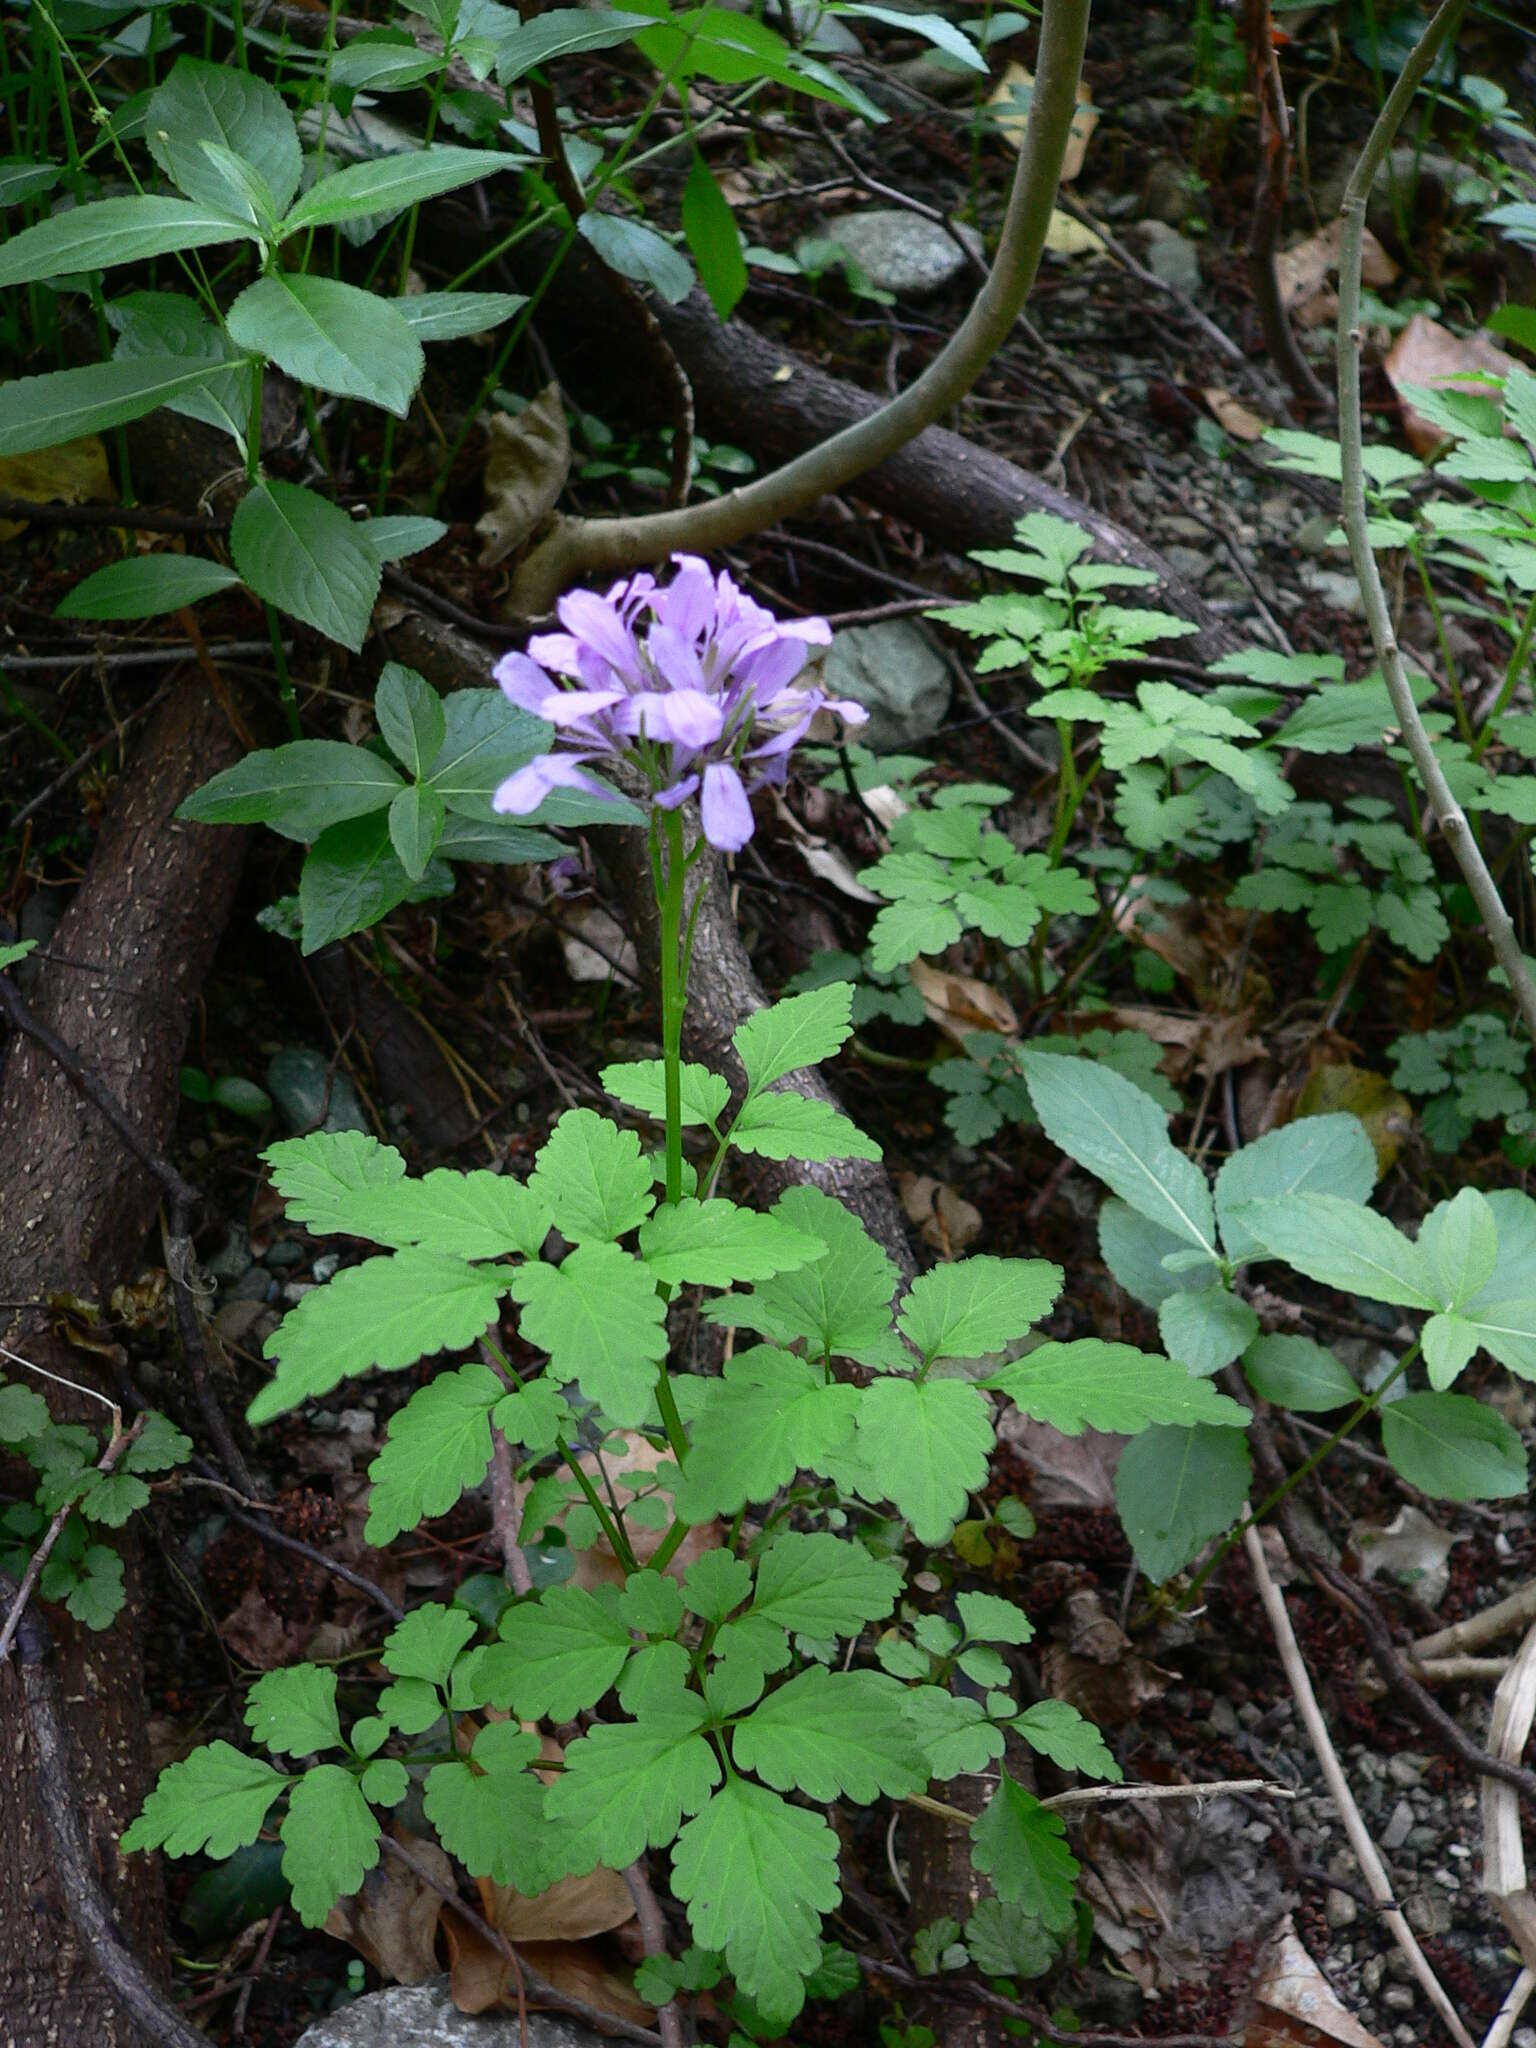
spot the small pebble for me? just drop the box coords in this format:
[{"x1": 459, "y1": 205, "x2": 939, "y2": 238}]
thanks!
[
  {"x1": 281, "y1": 1281, "x2": 316, "y2": 1305},
  {"x1": 1386, "y1": 1752, "x2": 1427, "y2": 1787},
  {"x1": 1325, "y1": 1888, "x2": 1358, "y2": 1930},
  {"x1": 228, "y1": 1267, "x2": 277, "y2": 1304},
  {"x1": 206, "y1": 1225, "x2": 253, "y2": 1285},
  {"x1": 312, "y1": 1252, "x2": 341, "y2": 1284},
  {"x1": 1380, "y1": 1799, "x2": 1414, "y2": 1850},
  {"x1": 264, "y1": 1239, "x2": 305, "y2": 1269},
  {"x1": 1382, "y1": 1986, "x2": 1416, "y2": 2014},
  {"x1": 1361, "y1": 1956, "x2": 1384, "y2": 1995}
]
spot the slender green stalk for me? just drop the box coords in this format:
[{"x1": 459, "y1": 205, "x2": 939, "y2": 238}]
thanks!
[
  {"x1": 1472, "y1": 588, "x2": 1536, "y2": 762},
  {"x1": 657, "y1": 810, "x2": 688, "y2": 1210},
  {"x1": 1407, "y1": 538, "x2": 1470, "y2": 744},
  {"x1": 265, "y1": 603, "x2": 302, "y2": 740},
  {"x1": 555, "y1": 1433, "x2": 639, "y2": 1573},
  {"x1": 1334, "y1": 0, "x2": 1536, "y2": 1043},
  {"x1": 376, "y1": 69, "x2": 450, "y2": 510}
]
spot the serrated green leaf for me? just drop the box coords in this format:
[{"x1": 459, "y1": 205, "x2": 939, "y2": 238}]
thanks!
[
  {"x1": 970, "y1": 1772, "x2": 1077, "y2": 1931},
  {"x1": 956, "y1": 1590, "x2": 1033, "y2": 1645},
  {"x1": 1158, "y1": 1284, "x2": 1258, "y2": 1375},
  {"x1": 468, "y1": 1585, "x2": 631, "y2": 1718},
  {"x1": 263, "y1": 1130, "x2": 406, "y2": 1220},
  {"x1": 601, "y1": 1059, "x2": 730, "y2": 1127},
  {"x1": 1215, "y1": 1114, "x2": 1376, "y2": 1264},
  {"x1": 250, "y1": 1252, "x2": 510, "y2": 1424},
  {"x1": 64, "y1": 1546, "x2": 125, "y2": 1629},
  {"x1": 683, "y1": 1550, "x2": 754, "y2": 1623},
  {"x1": 964, "y1": 1898, "x2": 1058, "y2": 1979},
  {"x1": 57, "y1": 553, "x2": 241, "y2": 622},
  {"x1": 1379, "y1": 1391, "x2": 1527, "y2": 1500},
  {"x1": 1233, "y1": 1194, "x2": 1439, "y2": 1309},
  {"x1": 230, "y1": 481, "x2": 380, "y2": 653},
  {"x1": 865, "y1": 896, "x2": 963, "y2": 971},
  {"x1": 228, "y1": 275, "x2": 424, "y2": 417},
  {"x1": 851, "y1": 1376, "x2": 993, "y2": 1544},
  {"x1": 382, "y1": 1602, "x2": 477, "y2": 1686},
  {"x1": 146, "y1": 57, "x2": 301, "y2": 216},
  {"x1": 0, "y1": 1383, "x2": 51, "y2": 1443},
  {"x1": 423, "y1": 1722, "x2": 546, "y2": 1890},
  {"x1": 510, "y1": 1242, "x2": 665, "y2": 1425},
  {"x1": 983, "y1": 1337, "x2": 1249, "y2": 1434},
  {"x1": 388, "y1": 781, "x2": 446, "y2": 881},
  {"x1": 365, "y1": 1366, "x2": 500, "y2": 1545},
  {"x1": 529, "y1": 1108, "x2": 656, "y2": 1243},
  {"x1": 671, "y1": 1778, "x2": 841, "y2": 2024},
  {"x1": 899, "y1": 1257, "x2": 1061, "y2": 1364},
  {"x1": 1010, "y1": 1700, "x2": 1121, "y2": 1781},
  {"x1": 734, "y1": 984, "x2": 854, "y2": 1094},
  {"x1": 900, "y1": 1686, "x2": 1004, "y2": 1777},
  {"x1": 298, "y1": 811, "x2": 426, "y2": 952},
  {"x1": 1022, "y1": 1052, "x2": 1216, "y2": 1253},
  {"x1": 122, "y1": 1743, "x2": 286, "y2": 1858},
  {"x1": 638, "y1": 1199, "x2": 822, "y2": 1287},
  {"x1": 545, "y1": 1699, "x2": 719, "y2": 1875},
  {"x1": 1419, "y1": 1187, "x2": 1498, "y2": 1310},
  {"x1": 1242, "y1": 1334, "x2": 1358, "y2": 1413},
  {"x1": 0, "y1": 357, "x2": 231, "y2": 459},
  {"x1": 374, "y1": 663, "x2": 446, "y2": 777},
  {"x1": 1114, "y1": 1424, "x2": 1252, "y2": 1584},
  {"x1": 303, "y1": 1166, "x2": 550, "y2": 1261},
  {"x1": 280, "y1": 145, "x2": 513, "y2": 237},
  {"x1": 491, "y1": 1378, "x2": 571, "y2": 1452},
  {"x1": 706, "y1": 1188, "x2": 904, "y2": 1368},
  {"x1": 282, "y1": 1765, "x2": 380, "y2": 1926},
  {"x1": 77, "y1": 1471, "x2": 149, "y2": 1527},
  {"x1": 672, "y1": 1348, "x2": 860, "y2": 1519},
  {"x1": 730, "y1": 1088, "x2": 880, "y2": 1162},
  {"x1": 733, "y1": 1667, "x2": 926, "y2": 1802},
  {"x1": 245, "y1": 1666, "x2": 343, "y2": 1758},
  {"x1": 750, "y1": 1530, "x2": 901, "y2": 1636}
]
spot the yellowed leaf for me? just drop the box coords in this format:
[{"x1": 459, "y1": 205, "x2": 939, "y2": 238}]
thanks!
[
  {"x1": 1273, "y1": 221, "x2": 1397, "y2": 321},
  {"x1": 908, "y1": 958, "x2": 1018, "y2": 1042},
  {"x1": 479, "y1": 1865, "x2": 634, "y2": 1944},
  {"x1": 989, "y1": 64, "x2": 1097, "y2": 181},
  {"x1": 0, "y1": 431, "x2": 113, "y2": 542},
  {"x1": 1201, "y1": 386, "x2": 1269, "y2": 442},
  {"x1": 475, "y1": 383, "x2": 570, "y2": 566},
  {"x1": 1044, "y1": 208, "x2": 1105, "y2": 257}
]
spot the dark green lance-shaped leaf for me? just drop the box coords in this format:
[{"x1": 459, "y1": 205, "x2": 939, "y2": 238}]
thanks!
[
  {"x1": 834, "y1": 3, "x2": 986, "y2": 68},
  {"x1": 638, "y1": 1199, "x2": 822, "y2": 1288},
  {"x1": 392, "y1": 290, "x2": 527, "y2": 341},
  {"x1": 467, "y1": 1584, "x2": 631, "y2": 1719},
  {"x1": 389, "y1": 781, "x2": 445, "y2": 880},
  {"x1": 672, "y1": 1779, "x2": 841, "y2": 2026},
  {"x1": 281, "y1": 1765, "x2": 380, "y2": 1926},
  {"x1": 1380, "y1": 1391, "x2": 1527, "y2": 1501},
  {"x1": 375, "y1": 664, "x2": 447, "y2": 776},
  {"x1": 1022, "y1": 1051, "x2": 1216, "y2": 1253},
  {"x1": 970, "y1": 1773, "x2": 1078, "y2": 1932},
  {"x1": 509, "y1": 1242, "x2": 666, "y2": 1424},
  {"x1": 528, "y1": 1107, "x2": 655, "y2": 1242},
  {"x1": 682, "y1": 152, "x2": 746, "y2": 319},
  {"x1": 545, "y1": 1699, "x2": 719, "y2": 1876},
  {"x1": 851, "y1": 1376, "x2": 994, "y2": 1544},
  {"x1": 435, "y1": 814, "x2": 565, "y2": 865},
  {"x1": 899, "y1": 1256, "x2": 1061, "y2": 1364},
  {"x1": 1232, "y1": 1193, "x2": 1439, "y2": 1309},
  {"x1": 489, "y1": 6, "x2": 653, "y2": 83},
  {"x1": 1158, "y1": 1284, "x2": 1258, "y2": 1375},
  {"x1": 227, "y1": 275, "x2": 424, "y2": 417},
  {"x1": 298, "y1": 812, "x2": 441, "y2": 955},
  {"x1": 177, "y1": 740, "x2": 404, "y2": 841},
  {"x1": 423, "y1": 1723, "x2": 546, "y2": 1891},
  {"x1": 733, "y1": 1667, "x2": 927, "y2": 1803},
  {"x1": 750, "y1": 1529, "x2": 902, "y2": 1637},
  {"x1": 146, "y1": 57, "x2": 302, "y2": 216},
  {"x1": 706, "y1": 1187, "x2": 906, "y2": 1369},
  {"x1": 578, "y1": 211, "x2": 694, "y2": 303},
  {"x1": 121, "y1": 1743, "x2": 286, "y2": 1859},
  {"x1": 0, "y1": 161, "x2": 63, "y2": 206},
  {"x1": 57, "y1": 553, "x2": 241, "y2": 621},
  {"x1": 672, "y1": 1348, "x2": 860, "y2": 1519},
  {"x1": 106, "y1": 289, "x2": 253, "y2": 448},
  {"x1": 249, "y1": 1251, "x2": 510, "y2": 1423},
  {"x1": 280, "y1": 145, "x2": 514, "y2": 236},
  {"x1": 730, "y1": 1089, "x2": 880, "y2": 1162},
  {"x1": 365, "y1": 1364, "x2": 501, "y2": 1545},
  {"x1": 734, "y1": 983, "x2": 855, "y2": 1093},
  {"x1": 245, "y1": 1665, "x2": 343, "y2": 1757},
  {"x1": 1114, "y1": 1424, "x2": 1252, "y2": 1584},
  {"x1": 230, "y1": 481, "x2": 380, "y2": 652},
  {"x1": 329, "y1": 36, "x2": 446, "y2": 91},
  {"x1": 1243, "y1": 1333, "x2": 1358, "y2": 1413},
  {"x1": 0, "y1": 357, "x2": 227, "y2": 458},
  {"x1": 1419, "y1": 1187, "x2": 1499, "y2": 1312},
  {"x1": 1214, "y1": 1113, "x2": 1376, "y2": 1264},
  {"x1": 1010, "y1": 1700, "x2": 1121, "y2": 1781},
  {"x1": 422, "y1": 688, "x2": 547, "y2": 817},
  {"x1": 0, "y1": 196, "x2": 260, "y2": 290}
]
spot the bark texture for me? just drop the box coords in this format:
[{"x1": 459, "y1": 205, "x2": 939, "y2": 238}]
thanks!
[{"x1": 0, "y1": 679, "x2": 248, "y2": 2048}]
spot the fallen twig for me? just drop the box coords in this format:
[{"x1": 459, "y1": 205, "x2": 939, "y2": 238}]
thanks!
[{"x1": 623, "y1": 1858, "x2": 683, "y2": 2048}]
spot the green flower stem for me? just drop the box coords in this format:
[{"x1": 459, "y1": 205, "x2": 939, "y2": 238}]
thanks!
[
  {"x1": 1183, "y1": 1344, "x2": 1418, "y2": 1607},
  {"x1": 1472, "y1": 588, "x2": 1536, "y2": 763},
  {"x1": 658, "y1": 808, "x2": 688, "y2": 1209},
  {"x1": 1407, "y1": 538, "x2": 1471, "y2": 745},
  {"x1": 555, "y1": 1432, "x2": 639, "y2": 1575},
  {"x1": 264, "y1": 602, "x2": 302, "y2": 740}
]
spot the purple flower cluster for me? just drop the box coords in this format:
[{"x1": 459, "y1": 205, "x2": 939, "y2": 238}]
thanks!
[{"x1": 492, "y1": 556, "x2": 867, "y2": 852}]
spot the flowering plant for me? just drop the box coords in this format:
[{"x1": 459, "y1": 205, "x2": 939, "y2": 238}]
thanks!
[{"x1": 490, "y1": 555, "x2": 868, "y2": 852}]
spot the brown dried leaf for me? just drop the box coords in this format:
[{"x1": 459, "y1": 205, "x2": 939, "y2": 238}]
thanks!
[
  {"x1": 1042, "y1": 1589, "x2": 1174, "y2": 1727},
  {"x1": 908, "y1": 958, "x2": 1018, "y2": 1042},
  {"x1": 1273, "y1": 221, "x2": 1397, "y2": 320},
  {"x1": 1202, "y1": 387, "x2": 1269, "y2": 442},
  {"x1": 1383, "y1": 313, "x2": 1517, "y2": 455},
  {"x1": 1248, "y1": 1916, "x2": 1385, "y2": 2046},
  {"x1": 0, "y1": 431, "x2": 113, "y2": 541},
  {"x1": 219, "y1": 1584, "x2": 309, "y2": 1669},
  {"x1": 1352, "y1": 1503, "x2": 1461, "y2": 1609},
  {"x1": 997, "y1": 1414, "x2": 1120, "y2": 1509},
  {"x1": 898, "y1": 1173, "x2": 982, "y2": 1255},
  {"x1": 475, "y1": 384, "x2": 570, "y2": 566},
  {"x1": 989, "y1": 64, "x2": 1097, "y2": 181},
  {"x1": 1099, "y1": 1004, "x2": 1263, "y2": 1080},
  {"x1": 325, "y1": 1828, "x2": 449, "y2": 1984},
  {"x1": 478, "y1": 1866, "x2": 634, "y2": 1944}
]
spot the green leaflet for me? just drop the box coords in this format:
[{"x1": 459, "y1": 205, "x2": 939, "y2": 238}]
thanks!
[
  {"x1": 970, "y1": 1773, "x2": 1078, "y2": 1932},
  {"x1": 466, "y1": 1584, "x2": 631, "y2": 1719},
  {"x1": 671, "y1": 1348, "x2": 860, "y2": 1519},
  {"x1": 509, "y1": 1242, "x2": 666, "y2": 1425},
  {"x1": 423, "y1": 1724, "x2": 547, "y2": 1892},
  {"x1": 1114, "y1": 1424, "x2": 1253, "y2": 1583},
  {"x1": 749, "y1": 1530, "x2": 902, "y2": 1637},
  {"x1": 898, "y1": 1256, "x2": 1062, "y2": 1363},
  {"x1": 849, "y1": 1375, "x2": 994, "y2": 1545},
  {"x1": 706, "y1": 1187, "x2": 906, "y2": 1368},
  {"x1": 637, "y1": 1198, "x2": 823, "y2": 1287},
  {"x1": 733, "y1": 982, "x2": 855, "y2": 1092},
  {"x1": 121, "y1": 1743, "x2": 286, "y2": 1859},
  {"x1": 281, "y1": 1766, "x2": 380, "y2": 1926},
  {"x1": 544, "y1": 1701, "x2": 720, "y2": 1875},
  {"x1": 528, "y1": 1108, "x2": 656, "y2": 1242},
  {"x1": 244, "y1": 1666, "x2": 343, "y2": 1758},
  {"x1": 732, "y1": 1667, "x2": 928, "y2": 1803}
]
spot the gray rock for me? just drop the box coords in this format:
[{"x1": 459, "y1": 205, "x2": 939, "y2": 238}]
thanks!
[
  {"x1": 1138, "y1": 222, "x2": 1201, "y2": 296},
  {"x1": 228, "y1": 1267, "x2": 278, "y2": 1304},
  {"x1": 267, "y1": 1047, "x2": 369, "y2": 1135},
  {"x1": 1405, "y1": 1888, "x2": 1454, "y2": 1937},
  {"x1": 294, "y1": 1982, "x2": 608, "y2": 2048},
  {"x1": 207, "y1": 1225, "x2": 253, "y2": 1285},
  {"x1": 820, "y1": 207, "x2": 983, "y2": 296},
  {"x1": 1325, "y1": 1888, "x2": 1359, "y2": 1930},
  {"x1": 821, "y1": 620, "x2": 951, "y2": 751},
  {"x1": 1386, "y1": 1752, "x2": 1428, "y2": 1788},
  {"x1": 264, "y1": 1239, "x2": 306, "y2": 1269},
  {"x1": 1380, "y1": 1798, "x2": 1415, "y2": 1851}
]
